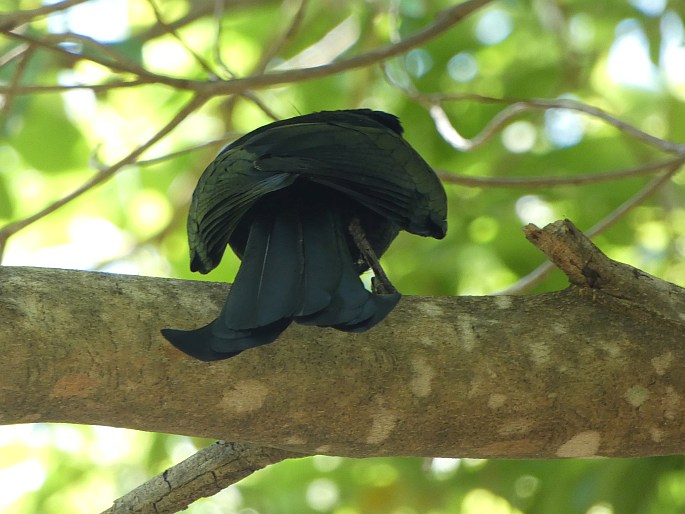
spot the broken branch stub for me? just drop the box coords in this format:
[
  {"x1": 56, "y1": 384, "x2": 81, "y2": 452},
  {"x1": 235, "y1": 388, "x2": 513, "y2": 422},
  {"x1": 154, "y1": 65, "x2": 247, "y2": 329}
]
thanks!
[{"x1": 524, "y1": 219, "x2": 685, "y2": 324}]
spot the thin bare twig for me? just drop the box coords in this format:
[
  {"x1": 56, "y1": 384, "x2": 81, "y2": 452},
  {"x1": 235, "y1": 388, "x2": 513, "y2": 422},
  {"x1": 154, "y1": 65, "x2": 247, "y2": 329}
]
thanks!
[
  {"x1": 0, "y1": 43, "x2": 34, "y2": 119},
  {"x1": 0, "y1": 0, "x2": 90, "y2": 30},
  {"x1": 197, "y1": 0, "x2": 494, "y2": 95},
  {"x1": 206, "y1": 0, "x2": 491, "y2": 118},
  {"x1": 385, "y1": 56, "x2": 685, "y2": 293},
  {"x1": 382, "y1": 63, "x2": 685, "y2": 156},
  {"x1": 255, "y1": 0, "x2": 309, "y2": 73},
  {"x1": 32, "y1": 31, "x2": 158, "y2": 77},
  {"x1": 437, "y1": 154, "x2": 685, "y2": 188},
  {"x1": 136, "y1": 132, "x2": 239, "y2": 167},
  {"x1": 146, "y1": 0, "x2": 217, "y2": 78},
  {"x1": 0, "y1": 94, "x2": 210, "y2": 251},
  {"x1": 211, "y1": 0, "x2": 305, "y2": 121},
  {"x1": 211, "y1": 0, "x2": 234, "y2": 79},
  {"x1": 428, "y1": 102, "x2": 528, "y2": 151},
  {"x1": 423, "y1": 94, "x2": 685, "y2": 155},
  {"x1": 1, "y1": 30, "x2": 192, "y2": 90},
  {"x1": 136, "y1": 0, "x2": 220, "y2": 42},
  {"x1": 0, "y1": 42, "x2": 30, "y2": 67},
  {"x1": 2, "y1": 0, "x2": 492, "y2": 97},
  {"x1": 0, "y1": 80, "x2": 149, "y2": 95}
]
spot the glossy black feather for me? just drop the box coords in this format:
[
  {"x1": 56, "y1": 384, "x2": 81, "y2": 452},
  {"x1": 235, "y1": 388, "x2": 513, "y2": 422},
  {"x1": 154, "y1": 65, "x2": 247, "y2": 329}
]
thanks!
[{"x1": 162, "y1": 109, "x2": 446, "y2": 361}]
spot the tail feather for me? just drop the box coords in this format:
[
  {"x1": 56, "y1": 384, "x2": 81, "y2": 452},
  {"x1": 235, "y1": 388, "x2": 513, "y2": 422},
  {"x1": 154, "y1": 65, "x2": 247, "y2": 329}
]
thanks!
[
  {"x1": 296, "y1": 215, "x2": 400, "y2": 329},
  {"x1": 162, "y1": 318, "x2": 291, "y2": 361},
  {"x1": 220, "y1": 208, "x2": 303, "y2": 329},
  {"x1": 296, "y1": 207, "x2": 341, "y2": 316},
  {"x1": 165, "y1": 194, "x2": 400, "y2": 361}
]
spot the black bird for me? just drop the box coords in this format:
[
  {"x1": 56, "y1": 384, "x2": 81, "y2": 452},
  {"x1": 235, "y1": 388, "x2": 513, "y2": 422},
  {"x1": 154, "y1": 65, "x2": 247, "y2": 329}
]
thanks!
[{"x1": 162, "y1": 109, "x2": 447, "y2": 361}]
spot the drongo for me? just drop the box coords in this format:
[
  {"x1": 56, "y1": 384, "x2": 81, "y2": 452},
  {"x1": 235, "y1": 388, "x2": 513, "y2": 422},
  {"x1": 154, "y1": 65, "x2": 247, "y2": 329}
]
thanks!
[{"x1": 162, "y1": 109, "x2": 447, "y2": 361}]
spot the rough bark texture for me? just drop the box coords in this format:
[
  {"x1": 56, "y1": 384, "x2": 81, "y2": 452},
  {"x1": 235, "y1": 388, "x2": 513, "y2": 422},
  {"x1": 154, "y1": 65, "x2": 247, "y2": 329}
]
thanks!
[
  {"x1": 0, "y1": 220, "x2": 683, "y2": 460},
  {"x1": 102, "y1": 441, "x2": 297, "y2": 514}
]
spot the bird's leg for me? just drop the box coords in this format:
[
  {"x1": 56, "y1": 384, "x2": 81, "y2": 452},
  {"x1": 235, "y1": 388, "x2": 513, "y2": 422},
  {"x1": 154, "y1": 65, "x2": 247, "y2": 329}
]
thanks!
[{"x1": 348, "y1": 218, "x2": 398, "y2": 295}]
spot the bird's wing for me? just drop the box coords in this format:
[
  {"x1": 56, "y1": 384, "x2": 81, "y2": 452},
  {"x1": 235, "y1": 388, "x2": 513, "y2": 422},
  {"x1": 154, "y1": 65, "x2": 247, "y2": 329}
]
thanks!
[
  {"x1": 187, "y1": 112, "x2": 447, "y2": 274},
  {"x1": 188, "y1": 148, "x2": 296, "y2": 273},
  {"x1": 247, "y1": 122, "x2": 447, "y2": 239}
]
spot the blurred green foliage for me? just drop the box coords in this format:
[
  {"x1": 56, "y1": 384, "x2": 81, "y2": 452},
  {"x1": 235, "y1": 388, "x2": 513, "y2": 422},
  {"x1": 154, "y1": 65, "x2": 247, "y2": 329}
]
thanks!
[{"x1": 1, "y1": 0, "x2": 685, "y2": 512}]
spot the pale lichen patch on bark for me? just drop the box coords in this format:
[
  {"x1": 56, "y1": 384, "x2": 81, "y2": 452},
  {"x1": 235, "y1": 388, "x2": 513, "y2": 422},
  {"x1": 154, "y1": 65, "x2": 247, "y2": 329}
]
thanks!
[
  {"x1": 556, "y1": 430, "x2": 601, "y2": 457},
  {"x1": 419, "y1": 335, "x2": 435, "y2": 347},
  {"x1": 497, "y1": 418, "x2": 534, "y2": 436},
  {"x1": 456, "y1": 314, "x2": 477, "y2": 351},
  {"x1": 600, "y1": 340, "x2": 622, "y2": 358},
  {"x1": 624, "y1": 385, "x2": 650, "y2": 408},
  {"x1": 663, "y1": 386, "x2": 681, "y2": 420},
  {"x1": 494, "y1": 296, "x2": 512, "y2": 309},
  {"x1": 650, "y1": 427, "x2": 664, "y2": 443},
  {"x1": 527, "y1": 341, "x2": 551, "y2": 366},
  {"x1": 410, "y1": 356, "x2": 434, "y2": 397},
  {"x1": 417, "y1": 302, "x2": 444, "y2": 317},
  {"x1": 219, "y1": 379, "x2": 269, "y2": 414},
  {"x1": 366, "y1": 407, "x2": 398, "y2": 444},
  {"x1": 487, "y1": 393, "x2": 507, "y2": 410},
  {"x1": 551, "y1": 321, "x2": 568, "y2": 334},
  {"x1": 651, "y1": 351, "x2": 674, "y2": 376}
]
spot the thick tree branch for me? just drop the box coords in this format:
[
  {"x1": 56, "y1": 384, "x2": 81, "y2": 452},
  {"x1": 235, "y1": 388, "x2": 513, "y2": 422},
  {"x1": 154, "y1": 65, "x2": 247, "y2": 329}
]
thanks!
[{"x1": 0, "y1": 220, "x2": 683, "y2": 460}]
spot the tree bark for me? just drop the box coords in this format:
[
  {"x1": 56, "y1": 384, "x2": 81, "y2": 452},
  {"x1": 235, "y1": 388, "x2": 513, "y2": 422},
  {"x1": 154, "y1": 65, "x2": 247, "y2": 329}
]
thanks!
[
  {"x1": 102, "y1": 441, "x2": 297, "y2": 514},
  {"x1": 0, "y1": 220, "x2": 683, "y2": 459}
]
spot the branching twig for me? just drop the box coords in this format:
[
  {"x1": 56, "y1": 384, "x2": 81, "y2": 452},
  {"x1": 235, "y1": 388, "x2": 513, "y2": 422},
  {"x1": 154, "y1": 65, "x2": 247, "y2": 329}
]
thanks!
[
  {"x1": 423, "y1": 95, "x2": 685, "y2": 155},
  {"x1": 0, "y1": 94, "x2": 210, "y2": 256},
  {"x1": 211, "y1": 0, "x2": 306, "y2": 121},
  {"x1": 44, "y1": 31, "x2": 156, "y2": 77},
  {"x1": 504, "y1": 97, "x2": 685, "y2": 154},
  {"x1": 135, "y1": 0, "x2": 221, "y2": 42},
  {"x1": 384, "y1": 58, "x2": 685, "y2": 294},
  {"x1": 429, "y1": 101, "x2": 538, "y2": 151},
  {"x1": 0, "y1": 0, "x2": 90, "y2": 30},
  {"x1": 146, "y1": 0, "x2": 217, "y2": 78},
  {"x1": 383, "y1": 63, "x2": 685, "y2": 156},
  {"x1": 255, "y1": 0, "x2": 309, "y2": 73},
  {"x1": 197, "y1": 0, "x2": 494, "y2": 94},
  {"x1": 2, "y1": 0, "x2": 492, "y2": 97},
  {"x1": 0, "y1": 42, "x2": 34, "y2": 119},
  {"x1": 0, "y1": 80, "x2": 149, "y2": 95},
  {"x1": 0, "y1": 41, "x2": 30, "y2": 67},
  {"x1": 136, "y1": 132, "x2": 239, "y2": 167},
  {"x1": 1, "y1": 30, "x2": 192, "y2": 90}
]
